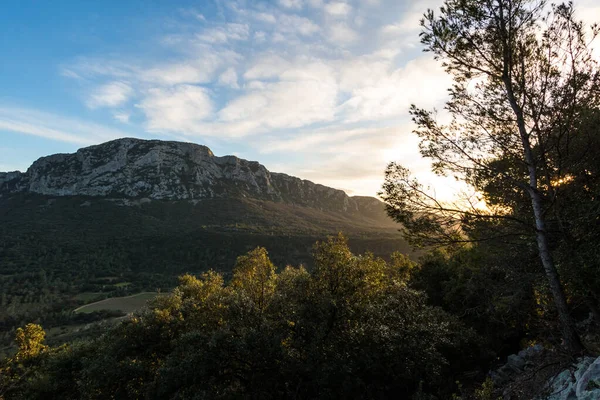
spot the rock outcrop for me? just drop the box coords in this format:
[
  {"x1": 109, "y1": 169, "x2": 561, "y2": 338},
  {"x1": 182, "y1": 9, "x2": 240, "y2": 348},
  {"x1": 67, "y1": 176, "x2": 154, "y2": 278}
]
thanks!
[
  {"x1": 0, "y1": 138, "x2": 381, "y2": 215},
  {"x1": 545, "y1": 356, "x2": 600, "y2": 400},
  {"x1": 490, "y1": 345, "x2": 600, "y2": 400}
]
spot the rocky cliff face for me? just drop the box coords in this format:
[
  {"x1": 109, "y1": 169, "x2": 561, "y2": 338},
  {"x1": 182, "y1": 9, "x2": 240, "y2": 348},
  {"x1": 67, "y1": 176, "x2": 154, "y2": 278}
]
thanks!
[{"x1": 0, "y1": 138, "x2": 381, "y2": 215}]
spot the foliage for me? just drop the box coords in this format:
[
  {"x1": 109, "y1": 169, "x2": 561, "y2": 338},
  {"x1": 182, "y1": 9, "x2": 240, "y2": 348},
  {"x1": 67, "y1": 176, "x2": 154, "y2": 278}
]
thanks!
[
  {"x1": 2, "y1": 236, "x2": 478, "y2": 399},
  {"x1": 381, "y1": 0, "x2": 600, "y2": 353},
  {"x1": 0, "y1": 324, "x2": 48, "y2": 400},
  {"x1": 0, "y1": 193, "x2": 409, "y2": 351},
  {"x1": 474, "y1": 378, "x2": 499, "y2": 400}
]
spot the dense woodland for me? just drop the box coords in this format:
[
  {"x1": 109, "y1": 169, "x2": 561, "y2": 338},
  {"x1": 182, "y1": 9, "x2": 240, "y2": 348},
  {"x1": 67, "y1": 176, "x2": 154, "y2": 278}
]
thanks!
[
  {"x1": 0, "y1": 237, "x2": 484, "y2": 399},
  {"x1": 2, "y1": 0, "x2": 600, "y2": 398},
  {"x1": 0, "y1": 194, "x2": 407, "y2": 354}
]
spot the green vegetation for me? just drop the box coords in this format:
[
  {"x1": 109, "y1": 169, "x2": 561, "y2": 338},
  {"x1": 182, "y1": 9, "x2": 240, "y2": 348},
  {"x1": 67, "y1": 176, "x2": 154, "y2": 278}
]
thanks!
[
  {"x1": 0, "y1": 236, "x2": 481, "y2": 399},
  {"x1": 74, "y1": 292, "x2": 161, "y2": 314},
  {"x1": 0, "y1": 194, "x2": 408, "y2": 351},
  {"x1": 72, "y1": 293, "x2": 103, "y2": 302}
]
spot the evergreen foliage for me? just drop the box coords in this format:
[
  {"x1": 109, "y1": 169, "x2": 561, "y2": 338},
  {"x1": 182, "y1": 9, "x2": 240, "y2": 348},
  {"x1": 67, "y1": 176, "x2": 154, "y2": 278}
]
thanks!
[
  {"x1": 381, "y1": 0, "x2": 600, "y2": 353},
  {"x1": 0, "y1": 236, "x2": 479, "y2": 399}
]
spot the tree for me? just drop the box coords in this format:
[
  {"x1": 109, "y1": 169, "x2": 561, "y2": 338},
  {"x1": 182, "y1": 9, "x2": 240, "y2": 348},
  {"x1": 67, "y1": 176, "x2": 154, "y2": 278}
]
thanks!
[
  {"x1": 231, "y1": 247, "x2": 277, "y2": 314},
  {"x1": 14, "y1": 324, "x2": 48, "y2": 362},
  {"x1": 0, "y1": 324, "x2": 48, "y2": 399},
  {"x1": 381, "y1": 0, "x2": 600, "y2": 353}
]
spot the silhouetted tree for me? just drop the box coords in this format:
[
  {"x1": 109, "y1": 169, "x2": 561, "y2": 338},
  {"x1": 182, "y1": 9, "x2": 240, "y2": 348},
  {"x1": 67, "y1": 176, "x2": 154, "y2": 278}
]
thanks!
[{"x1": 381, "y1": 0, "x2": 600, "y2": 353}]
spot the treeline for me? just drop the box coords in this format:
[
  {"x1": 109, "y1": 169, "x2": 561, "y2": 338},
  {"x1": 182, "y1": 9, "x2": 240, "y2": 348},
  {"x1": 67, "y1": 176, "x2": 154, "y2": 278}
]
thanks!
[
  {"x1": 3, "y1": 230, "x2": 600, "y2": 398},
  {"x1": 0, "y1": 257, "x2": 173, "y2": 351},
  {"x1": 1, "y1": 235, "x2": 487, "y2": 399}
]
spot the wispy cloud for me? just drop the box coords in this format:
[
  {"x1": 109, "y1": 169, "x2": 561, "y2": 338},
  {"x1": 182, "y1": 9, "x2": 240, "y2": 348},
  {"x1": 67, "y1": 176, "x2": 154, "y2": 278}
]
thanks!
[
  {"x1": 113, "y1": 111, "x2": 131, "y2": 124},
  {"x1": 258, "y1": 123, "x2": 433, "y2": 197},
  {"x1": 0, "y1": 106, "x2": 137, "y2": 145},
  {"x1": 197, "y1": 23, "x2": 250, "y2": 44},
  {"x1": 325, "y1": 2, "x2": 353, "y2": 17},
  {"x1": 42, "y1": 0, "x2": 462, "y2": 195},
  {"x1": 276, "y1": 14, "x2": 320, "y2": 36},
  {"x1": 328, "y1": 23, "x2": 359, "y2": 44},
  {"x1": 137, "y1": 85, "x2": 214, "y2": 134},
  {"x1": 218, "y1": 67, "x2": 240, "y2": 89},
  {"x1": 86, "y1": 81, "x2": 133, "y2": 109},
  {"x1": 279, "y1": 0, "x2": 304, "y2": 10},
  {"x1": 337, "y1": 55, "x2": 451, "y2": 122}
]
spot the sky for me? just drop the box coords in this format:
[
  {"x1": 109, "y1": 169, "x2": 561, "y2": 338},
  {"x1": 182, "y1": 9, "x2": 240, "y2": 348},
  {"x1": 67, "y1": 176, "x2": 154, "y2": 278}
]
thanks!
[{"x1": 1, "y1": 0, "x2": 599, "y2": 197}]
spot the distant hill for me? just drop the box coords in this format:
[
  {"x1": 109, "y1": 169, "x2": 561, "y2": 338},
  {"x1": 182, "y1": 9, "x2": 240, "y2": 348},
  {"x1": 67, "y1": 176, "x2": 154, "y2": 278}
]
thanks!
[{"x1": 0, "y1": 138, "x2": 407, "y2": 270}]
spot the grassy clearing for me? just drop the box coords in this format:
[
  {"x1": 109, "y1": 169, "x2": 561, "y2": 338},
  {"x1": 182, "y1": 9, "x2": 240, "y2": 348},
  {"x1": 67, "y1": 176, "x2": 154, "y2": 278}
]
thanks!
[
  {"x1": 74, "y1": 292, "x2": 104, "y2": 302},
  {"x1": 74, "y1": 292, "x2": 161, "y2": 314}
]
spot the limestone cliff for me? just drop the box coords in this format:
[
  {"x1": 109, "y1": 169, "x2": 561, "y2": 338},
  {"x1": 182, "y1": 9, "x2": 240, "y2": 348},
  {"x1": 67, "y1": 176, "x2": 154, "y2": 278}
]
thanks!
[{"x1": 0, "y1": 138, "x2": 382, "y2": 216}]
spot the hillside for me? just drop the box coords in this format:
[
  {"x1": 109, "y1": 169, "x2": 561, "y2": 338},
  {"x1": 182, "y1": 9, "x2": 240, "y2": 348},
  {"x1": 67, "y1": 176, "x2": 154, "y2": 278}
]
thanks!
[
  {"x1": 0, "y1": 138, "x2": 407, "y2": 269},
  {"x1": 0, "y1": 138, "x2": 408, "y2": 352}
]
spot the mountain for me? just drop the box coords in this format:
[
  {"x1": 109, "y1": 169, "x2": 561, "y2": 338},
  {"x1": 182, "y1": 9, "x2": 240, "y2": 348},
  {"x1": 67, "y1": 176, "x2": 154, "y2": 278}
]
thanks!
[
  {"x1": 0, "y1": 139, "x2": 406, "y2": 268},
  {"x1": 0, "y1": 138, "x2": 410, "y2": 349},
  {"x1": 0, "y1": 138, "x2": 385, "y2": 217}
]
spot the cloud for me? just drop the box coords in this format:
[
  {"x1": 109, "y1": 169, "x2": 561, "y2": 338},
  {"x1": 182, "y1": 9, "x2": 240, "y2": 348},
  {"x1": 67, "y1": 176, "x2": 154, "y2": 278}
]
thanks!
[
  {"x1": 141, "y1": 61, "x2": 217, "y2": 85},
  {"x1": 138, "y1": 85, "x2": 214, "y2": 133},
  {"x1": 253, "y1": 12, "x2": 277, "y2": 24},
  {"x1": 196, "y1": 23, "x2": 250, "y2": 44},
  {"x1": 258, "y1": 122, "x2": 464, "y2": 199},
  {"x1": 178, "y1": 8, "x2": 206, "y2": 21},
  {"x1": 324, "y1": 2, "x2": 352, "y2": 17},
  {"x1": 65, "y1": 45, "x2": 241, "y2": 88},
  {"x1": 86, "y1": 81, "x2": 133, "y2": 109},
  {"x1": 218, "y1": 67, "x2": 239, "y2": 88},
  {"x1": 277, "y1": 14, "x2": 320, "y2": 36},
  {"x1": 379, "y1": 0, "x2": 443, "y2": 48},
  {"x1": 328, "y1": 23, "x2": 359, "y2": 44},
  {"x1": 257, "y1": 124, "x2": 430, "y2": 196},
  {"x1": 260, "y1": 126, "x2": 385, "y2": 153},
  {"x1": 254, "y1": 31, "x2": 267, "y2": 42},
  {"x1": 307, "y1": 0, "x2": 323, "y2": 7},
  {"x1": 218, "y1": 62, "x2": 338, "y2": 133},
  {"x1": 337, "y1": 55, "x2": 451, "y2": 122},
  {"x1": 244, "y1": 55, "x2": 292, "y2": 80},
  {"x1": 61, "y1": 69, "x2": 82, "y2": 80},
  {"x1": 279, "y1": 0, "x2": 303, "y2": 10},
  {"x1": 113, "y1": 112, "x2": 131, "y2": 123},
  {"x1": 0, "y1": 106, "x2": 135, "y2": 145}
]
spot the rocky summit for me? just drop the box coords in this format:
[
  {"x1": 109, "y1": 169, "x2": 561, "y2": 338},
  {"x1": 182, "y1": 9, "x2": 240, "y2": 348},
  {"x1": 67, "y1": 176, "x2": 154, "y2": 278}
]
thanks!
[{"x1": 0, "y1": 138, "x2": 380, "y2": 214}]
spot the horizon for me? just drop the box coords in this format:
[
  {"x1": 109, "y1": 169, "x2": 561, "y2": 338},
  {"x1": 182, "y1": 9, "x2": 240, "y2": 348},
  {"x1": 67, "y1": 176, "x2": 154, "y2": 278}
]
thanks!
[{"x1": 1, "y1": 0, "x2": 599, "y2": 197}]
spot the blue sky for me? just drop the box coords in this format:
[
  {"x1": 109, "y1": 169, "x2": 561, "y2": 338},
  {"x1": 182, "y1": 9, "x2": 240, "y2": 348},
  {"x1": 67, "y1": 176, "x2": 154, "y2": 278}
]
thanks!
[{"x1": 1, "y1": 0, "x2": 598, "y2": 196}]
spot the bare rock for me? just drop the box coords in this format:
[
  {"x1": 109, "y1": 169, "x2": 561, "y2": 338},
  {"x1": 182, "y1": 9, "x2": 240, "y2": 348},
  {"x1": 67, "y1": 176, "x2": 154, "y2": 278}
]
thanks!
[{"x1": 0, "y1": 138, "x2": 384, "y2": 216}]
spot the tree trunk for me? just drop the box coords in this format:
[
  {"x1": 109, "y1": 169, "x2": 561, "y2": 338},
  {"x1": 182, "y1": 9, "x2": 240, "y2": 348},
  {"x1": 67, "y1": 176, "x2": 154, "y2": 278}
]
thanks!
[
  {"x1": 530, "y1": 190, "x2": 583, "y2": 353},
  {"x1": 500, "y1": 41, "x2": 583, "y2": 352}
]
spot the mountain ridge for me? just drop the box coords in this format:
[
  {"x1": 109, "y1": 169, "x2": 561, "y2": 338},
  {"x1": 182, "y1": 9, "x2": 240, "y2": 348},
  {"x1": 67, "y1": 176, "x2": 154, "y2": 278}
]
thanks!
[{"x1": 0, "y1": 137, "x2": 382, "y2": 216}]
